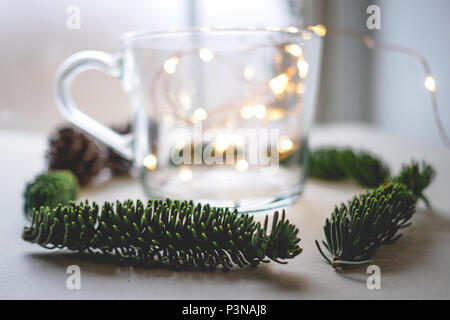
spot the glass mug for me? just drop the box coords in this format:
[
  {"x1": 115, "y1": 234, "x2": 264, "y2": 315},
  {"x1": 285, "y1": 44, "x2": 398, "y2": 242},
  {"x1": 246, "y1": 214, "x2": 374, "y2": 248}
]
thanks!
[{"x1": 55, "y1": 28, "x2": 323, "y2": 212}]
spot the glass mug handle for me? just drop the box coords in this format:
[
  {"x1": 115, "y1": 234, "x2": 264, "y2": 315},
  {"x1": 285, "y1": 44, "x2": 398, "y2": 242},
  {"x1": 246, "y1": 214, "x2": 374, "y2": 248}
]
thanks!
[{"x1": 54, "y1": 50, "x2": 134, "y2": 161}]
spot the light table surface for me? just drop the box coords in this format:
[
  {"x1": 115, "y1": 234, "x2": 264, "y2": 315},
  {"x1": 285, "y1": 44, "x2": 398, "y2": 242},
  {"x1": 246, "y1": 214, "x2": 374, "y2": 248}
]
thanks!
[{"x1": 1, "y1": 123, "x2": 449, "y2": 299}]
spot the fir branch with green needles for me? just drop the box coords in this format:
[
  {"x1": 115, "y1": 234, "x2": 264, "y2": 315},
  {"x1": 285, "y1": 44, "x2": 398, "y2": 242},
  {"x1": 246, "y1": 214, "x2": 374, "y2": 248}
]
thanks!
[
  {"x1": 308, "y1": 147, "x2": 391, "y2": 188},
  {"x1": 22, "y1": 199, "x2": 302, "y2": 271},
  {"x1": 315, "y1": 161, "x2": 435, "y2": 269},
  {"x1": 392, "y1": 161, "x2": 435, "y2": 209}
]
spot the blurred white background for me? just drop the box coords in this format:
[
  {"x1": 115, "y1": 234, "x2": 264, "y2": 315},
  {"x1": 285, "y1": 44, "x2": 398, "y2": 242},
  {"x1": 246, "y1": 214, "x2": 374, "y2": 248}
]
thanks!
[{"x1": 0, "y1": 0, "x2": 448, "y2": 146}]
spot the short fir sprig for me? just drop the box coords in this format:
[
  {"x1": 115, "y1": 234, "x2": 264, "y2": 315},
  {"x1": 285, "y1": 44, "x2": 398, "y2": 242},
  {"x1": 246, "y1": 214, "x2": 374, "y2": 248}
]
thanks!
[
  {"x1": 315, "y1": 161, "x2": 434, "y2": 269},
  {"x1": 392, "y1": 161, "x2": 435, "y2": 208},
  {"x1": 315, "y1": 183, "x2": 416, "y2": 268},
  {"x1": 308, "y1": 147, "x2": 391, "y2": 188},
  {"x1": 22, "y1": 199, "x2": 302, "y2": 271}
]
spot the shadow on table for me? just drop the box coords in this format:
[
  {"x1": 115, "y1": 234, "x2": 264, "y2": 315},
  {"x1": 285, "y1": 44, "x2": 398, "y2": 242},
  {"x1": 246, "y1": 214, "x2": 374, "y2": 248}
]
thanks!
[
  {"x1": 26, "y1": 251, "x2": 307, "y2": 292},
  {"x1": 333, "y1": 207, "x2": 450, "y2": 283}
]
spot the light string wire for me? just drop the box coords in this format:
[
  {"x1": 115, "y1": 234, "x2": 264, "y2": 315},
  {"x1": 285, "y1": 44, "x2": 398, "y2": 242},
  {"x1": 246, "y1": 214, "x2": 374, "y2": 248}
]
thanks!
[
  {"x1": 326, "y1": 26, "x2": 450, "y2": 149},
  {"x1": 151, "y1": 43, "x2": 304, "y2": 130},
  {"x1": 146, "y1": 26, "x2": 449, "y2": 160}
]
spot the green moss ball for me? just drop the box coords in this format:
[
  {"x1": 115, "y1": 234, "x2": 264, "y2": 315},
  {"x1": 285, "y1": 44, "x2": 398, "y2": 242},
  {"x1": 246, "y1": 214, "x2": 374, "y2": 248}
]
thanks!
[{"x1": 24, "y1": 170, "x2": 79, "y2": 219}]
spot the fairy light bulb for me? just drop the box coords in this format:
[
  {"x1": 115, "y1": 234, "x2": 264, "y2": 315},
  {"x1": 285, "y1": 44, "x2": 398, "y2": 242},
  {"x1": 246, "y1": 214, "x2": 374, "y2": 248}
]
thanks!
[
  {"x1": 284, "y1": 44, "x2": 303, "y2": 57},
  {"x1": 424, "y1": 75, "x2": 436, "y2": 92},
  {"x1": 240, "y1": 105, "x2": 253, "y2": 119},
  {"x1": 278, "y1": 136, "x2": 294, "y2": 153},
  {"x1": 236, "y1": 159, "x2": 249, "y2": 172},
  {"x1": 143, "y1": 154, "x2": 157, "y2": 170},
  {"x1": 286, "y1": 27, "x2": 299, "y2": 33},
  {"x1": 243, "y1": 65, "x2": 255, "y2": 80},
  {"x1": 199, "y1": 48, "x2": 214, "y2": 62},
  {"x1": 297, "y1": 59, "x2": 309, "y2": 78},
  {"x1": 215, "y1": 135, "x2": 231, "y2": 152},
  {"x1": 179, "y1": 166, "x2": 193, "y2": 181},
  {"x1": 191, "y1": 108, "x2": 208, "y2": 122},
  {"x1": 253, "y1": 104, "x2": 266, "y2": 119},
  {"x1": 269, "y1": 73, "x2": 289, "y2": 95},
  {"x1": 308, "y1": 24, "x2": 327, "y2": 37},
  {"x1": 163, "y1": 56, "x2": 179, "y2": 74}
]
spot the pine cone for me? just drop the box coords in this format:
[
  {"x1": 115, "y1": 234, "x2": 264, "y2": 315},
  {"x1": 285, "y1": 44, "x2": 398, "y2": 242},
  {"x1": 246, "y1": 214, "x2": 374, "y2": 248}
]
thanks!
[
  {"x1": 106, "y1": 122, "x2": 133, "y2": 175},
  {"x1": 47, "y1": 126, "x2": 105, "y2": 186}
]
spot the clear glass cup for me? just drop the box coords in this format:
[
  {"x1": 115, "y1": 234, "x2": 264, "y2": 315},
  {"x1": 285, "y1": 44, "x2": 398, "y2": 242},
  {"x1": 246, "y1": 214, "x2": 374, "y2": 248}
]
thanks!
[{"x1": 55, "y1": 27, "x2": 323, "y2": 212}]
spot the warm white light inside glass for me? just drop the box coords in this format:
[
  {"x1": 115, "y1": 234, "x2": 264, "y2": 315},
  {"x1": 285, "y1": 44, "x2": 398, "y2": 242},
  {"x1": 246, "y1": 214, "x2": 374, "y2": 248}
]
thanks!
[
  {"x1": 163, "y1": 56, "x2": 179, "y2": 74},
  {"x1": 236, "y1": 159, "x2": 249, "y2": 172},
  {"x1": 191, "y1": 108, "x2": 208, "y2": 122},
  {"x1": 269, "y1": 73, "x2": 289, "y2": 95},
  {"x1": 243, "y1": 65, "x2": 255, "y2": 80},
  {"x1": 284, "y1": 44, "x2": 303, "y2": 57},
  {"x1": 179, "y1": 166, "x2": 193, "y2": 181},
  {"x1": 278, "y1": 136, "x2": 294, "y2": 153},
  {"x1": 286, "y1": 27, "x2": 299, "y2": 33},
  {"x1": 253, "y1": 104, "x2": 267, "y2": 119},
  {"x1": 215, "y1": 135, "x2": 231, "y2": 152},
  {"x1": 199, "y1": 48, "x2": 214, "y2": 62},
  {"x1": 308, "y1": 24, "x2": 327, "y2": 36},
  {"x1": 143, "y1": 154, "x2": 157, "y2": 170},
  {"x1": 240, "y1": 105, "x2": 253, "y2": 119},
  {"x1": 297, "y1": 59, "x2": 309, "y2": 78},
  {"x1": 424, "y1": 75, "x2": 436, "y2": 92}
]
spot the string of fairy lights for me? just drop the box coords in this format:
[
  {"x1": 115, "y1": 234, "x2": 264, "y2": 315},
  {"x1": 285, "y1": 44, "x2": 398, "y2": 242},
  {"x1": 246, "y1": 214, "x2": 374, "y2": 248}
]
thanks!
[
  {"x1": 326, "y1": 26, "x2": 448, "y2": 149},
  {"x1": 143, "y1": 25, "x2": 449, "y2": 179},
  {"x1": 151, "y1": 36, "x2": 308, "y2": 129}
]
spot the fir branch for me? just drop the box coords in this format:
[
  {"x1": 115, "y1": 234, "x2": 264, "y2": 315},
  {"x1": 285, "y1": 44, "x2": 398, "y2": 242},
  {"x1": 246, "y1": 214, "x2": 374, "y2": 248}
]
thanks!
[
  {"x1": 308, "y1": 147, "x2": 391, "y2": 188},
  {"x1": 22, "y1": 199, "x2": 302, "y2": 271},
  {"x1": 392, "y1": 161, "x2": 435, "y2": 208},
  {"x1": 315, "y1": 162, "x2": 434, "y2": 269},
  {"x1": 315, "y1": 183, "x2": 416, "y2": 268}
]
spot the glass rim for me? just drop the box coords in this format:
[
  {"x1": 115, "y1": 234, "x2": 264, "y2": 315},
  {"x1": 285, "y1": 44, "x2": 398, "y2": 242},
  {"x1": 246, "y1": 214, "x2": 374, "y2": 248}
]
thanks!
[{"x1": 120, "y1": 26, "x2": 320, "y2": 44}]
